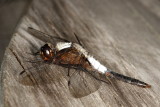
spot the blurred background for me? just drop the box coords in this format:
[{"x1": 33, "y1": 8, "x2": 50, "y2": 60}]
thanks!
[
  {"x1": 0, "y1": 0, "x2": 30, "y2": 65},
  {"x1": 0, "y1": 0, "x2": 160, "y2": 65}
]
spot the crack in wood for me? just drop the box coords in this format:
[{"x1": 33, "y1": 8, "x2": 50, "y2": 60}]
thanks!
[
  {"x1": 9, "y1": 48, "x2": 25, "y2": 71},
  {"x1": 9, "y1": 48, "x2": 38, "y2": 85}
]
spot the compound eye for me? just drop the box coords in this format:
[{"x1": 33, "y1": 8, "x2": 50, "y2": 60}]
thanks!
[{"x1": 40, "y1": 44, "x2": 54, "y2": 61}]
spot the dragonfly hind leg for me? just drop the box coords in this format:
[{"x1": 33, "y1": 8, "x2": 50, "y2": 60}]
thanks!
[
  {"x1": 68, "y1": 69, "x2": 79, "y2": 86},
  {"x1": 67, "y1": 67, "x2": 71, "y2": 86}
]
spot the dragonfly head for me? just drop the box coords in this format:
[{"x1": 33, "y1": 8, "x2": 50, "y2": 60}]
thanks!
[{"x1": 40, "y1": 44, "x2": 54, "y2": 61}]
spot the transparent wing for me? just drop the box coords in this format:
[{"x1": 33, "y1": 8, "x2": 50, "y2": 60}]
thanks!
[
  {"x1": 27, "y1": 27, "x2": 70, "y2": 44},
  {"x1": 68, "y1": 69, "x2": 104, "y2": 98},
  {"x1": 18, "y1": 59, "x2": 63, "y2": 86},
  {"x1": 18, "y1": 59, "x2": 110, "y2": 98}
]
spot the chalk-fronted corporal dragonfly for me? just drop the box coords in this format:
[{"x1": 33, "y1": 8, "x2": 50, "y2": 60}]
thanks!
[{"x1": 20, "y1": 27, "x2": 151, "y2": 98}]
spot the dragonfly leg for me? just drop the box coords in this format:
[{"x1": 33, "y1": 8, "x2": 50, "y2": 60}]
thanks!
[
  {"x1": 68, "y1": 69, "x2": 71, "y2": 86},
  {"x1": 33, "y1": 51, "x2": 40, "y2": 56},
  {"x1": 67, "y1": 67, "x2": 70, "y2": 77},
  {"x1": 57, "y1": 63, "x2": 80, "y2": 86},
  {"x1": 74, "y1": 33, "x2": 83, "y2": 46},
  {"x1": 68, "y1": 69, "x2": 79, "y2": 86},
  {"x1": 25, "y1": 52, "x2": 40, "y2": 56}
]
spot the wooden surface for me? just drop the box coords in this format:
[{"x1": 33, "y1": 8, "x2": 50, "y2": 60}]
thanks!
[
  {"x1": 0, "y1": 0, "x2": 30, "y2": 64},
  {"x1": 1, "y1": 0, "x2": 160, "y2": 106}
]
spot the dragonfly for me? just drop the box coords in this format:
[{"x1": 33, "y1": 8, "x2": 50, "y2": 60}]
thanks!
[{"x1": 20, "y1": 27, "x2": 151, "y2": 98}]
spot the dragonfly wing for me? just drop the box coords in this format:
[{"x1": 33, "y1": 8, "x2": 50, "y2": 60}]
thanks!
[
  {"x1": 18, "y1": 61, "x2": 63, "y2": 86},
  {"x1": 27, "y1": 27, "x2": 69, "y2": 44},
  {"x1": 68, "y1": 69, "x2": 101, "y2": 98}
]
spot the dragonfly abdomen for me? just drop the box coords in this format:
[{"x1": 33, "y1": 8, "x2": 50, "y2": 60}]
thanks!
[
  {"x1": 72, "y1": 43, "x2": 109, "y2": 74},
  {"x1": 108, "y1": 71, "x2": 151, "y2": 88},
  {"x1": 87, "y1": 56, "x2": 108, "y2": 74}
]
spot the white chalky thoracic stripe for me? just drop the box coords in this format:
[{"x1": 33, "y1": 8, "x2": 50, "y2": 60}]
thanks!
[{"x1": 56, "y1": 42, "x2": 72, "y2": 51}]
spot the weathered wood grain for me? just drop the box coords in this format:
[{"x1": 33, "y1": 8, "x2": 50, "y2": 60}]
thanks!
[{"x1": 1, "y1": 0, "x2": 160, "y2": 106}]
